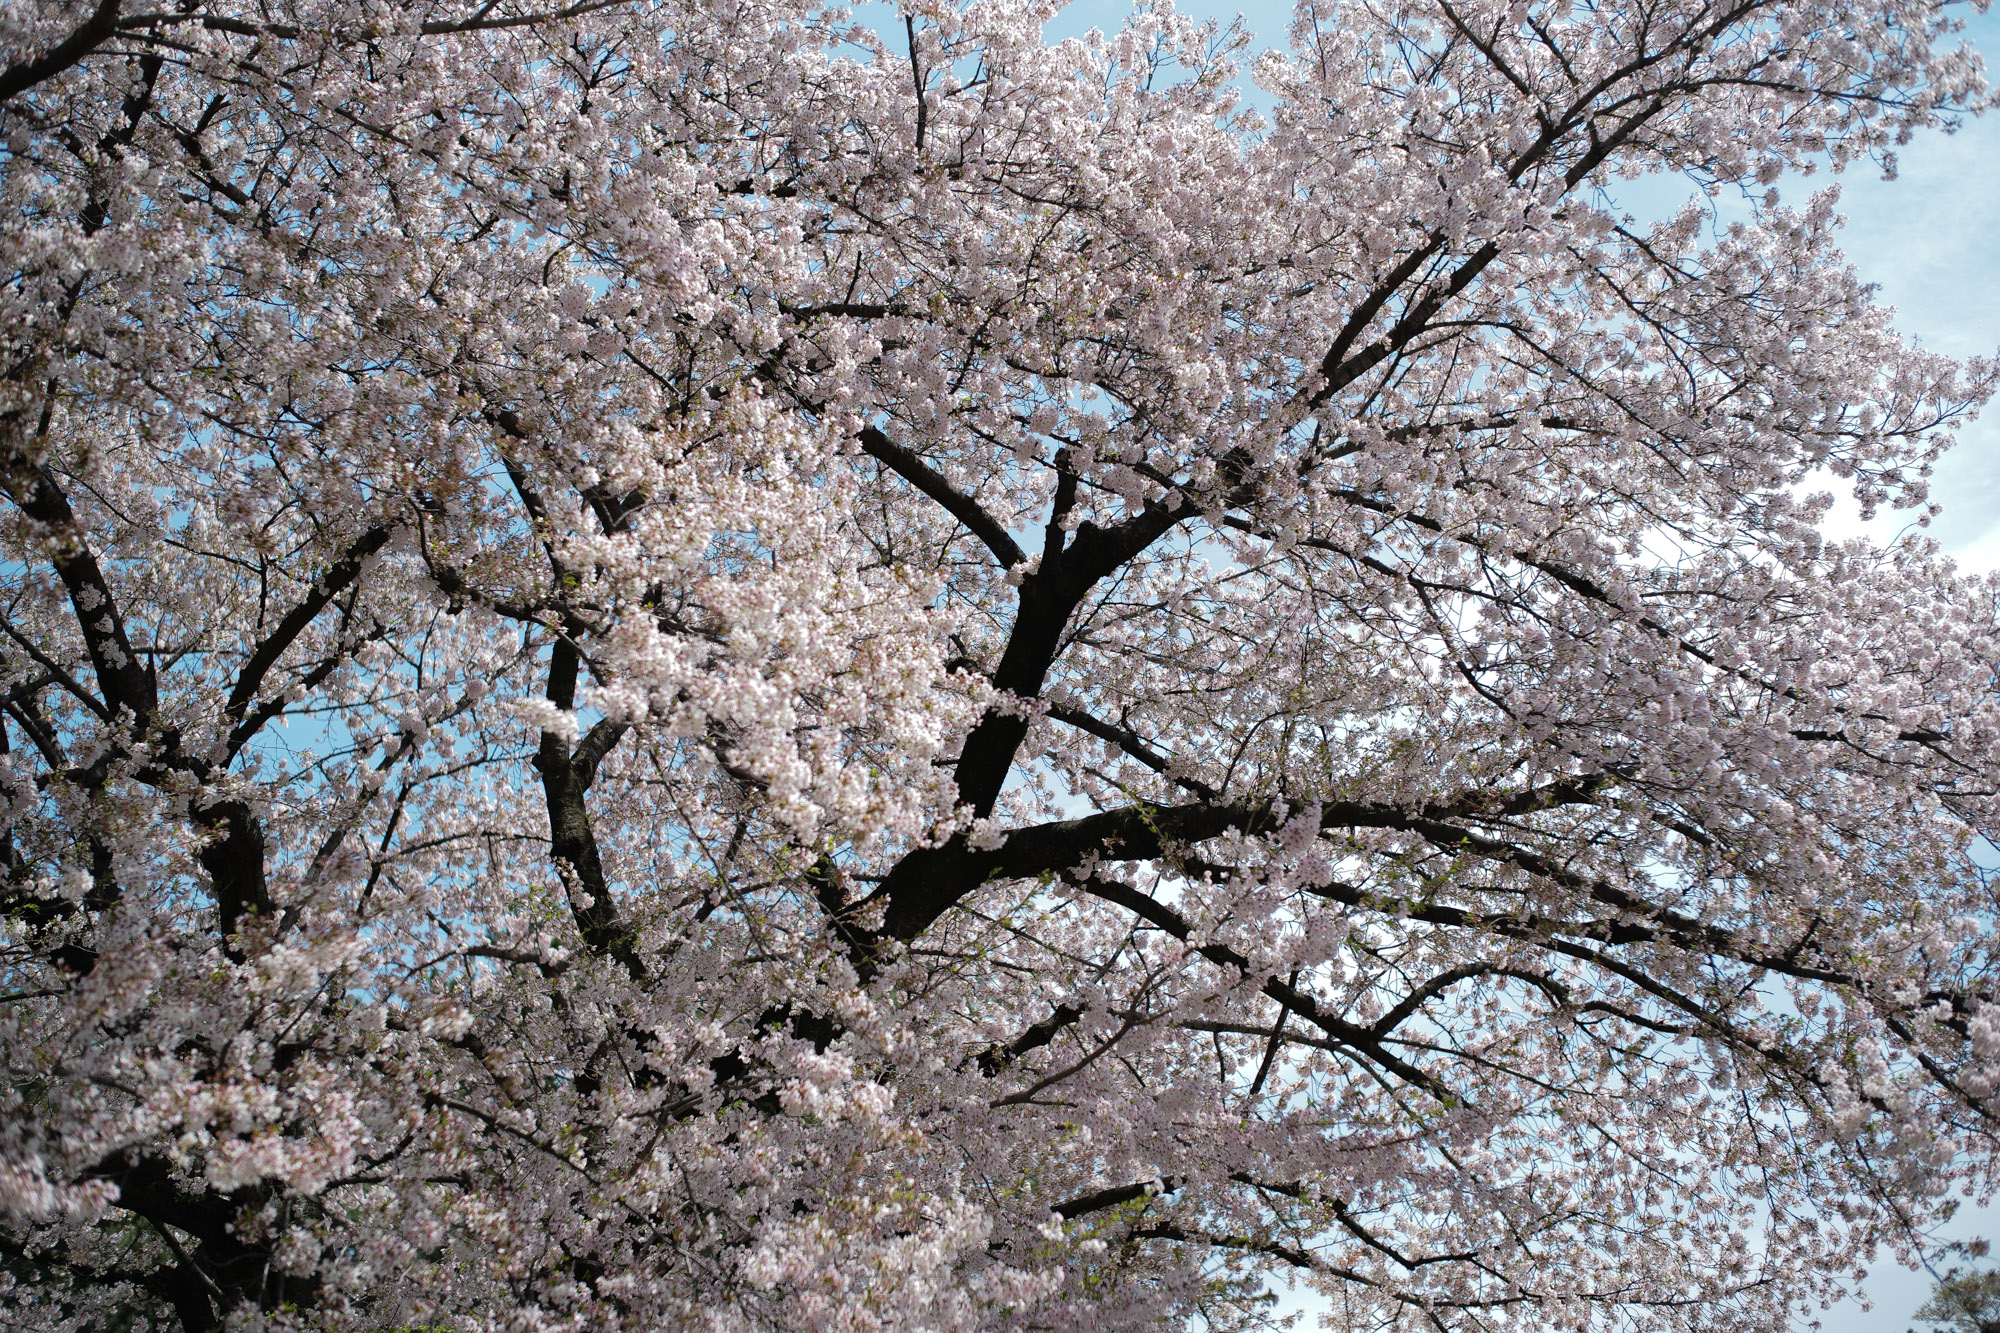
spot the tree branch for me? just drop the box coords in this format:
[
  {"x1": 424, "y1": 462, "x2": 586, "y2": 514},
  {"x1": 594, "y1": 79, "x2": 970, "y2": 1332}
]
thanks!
[
  {"x1": 223, "y1": 525, "x2": 391, "y2": 738},
  {"x1": 5, "y1": 463, "x2": 155, "y2": 727},
  {"x1": 536, "y1": 637, "x2": 644, "y2": 980},
  {"x1": 0, "y1": 0, "x2": 120, "y2": 106},
  {"x1": 859, "y1": 425, "x2": 1024, "y2": 569}
]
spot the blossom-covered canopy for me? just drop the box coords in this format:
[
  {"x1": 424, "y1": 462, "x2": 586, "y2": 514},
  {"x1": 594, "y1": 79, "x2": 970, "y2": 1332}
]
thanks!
[{"x1": 2, "y1": 0, "x2": 1998, "y2": 1328}]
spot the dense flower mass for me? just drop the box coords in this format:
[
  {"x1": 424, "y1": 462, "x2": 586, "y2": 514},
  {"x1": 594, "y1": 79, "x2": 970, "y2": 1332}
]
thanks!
[{"x1": 2, "y1": 0, "x2": 1999, "y2": 1328}]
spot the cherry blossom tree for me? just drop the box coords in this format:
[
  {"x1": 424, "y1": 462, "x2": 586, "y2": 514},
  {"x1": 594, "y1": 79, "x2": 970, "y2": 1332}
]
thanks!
[{"x1": 2, "y1": 0, "x2": 1999, "y2": 1328}]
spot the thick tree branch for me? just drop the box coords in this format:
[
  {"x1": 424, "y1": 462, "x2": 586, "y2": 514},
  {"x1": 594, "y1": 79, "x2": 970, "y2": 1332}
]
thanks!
[
  {"x1": 536, "y1": 637, "x2": 644, "y2": 979},
  {"x1": 976, "y1": 1002, "x2": 1085, "y2": 1077},
  {"x1": 949, "y1": 491, "x2": 1199, "y2": 817},
  {"x1": 87, "y1": 1150, "x2": 317, "y2": 1330},
  {"x1": 195, "y1": 798, "x2": 270, "y2": 953},
  {"x1": 572, "y1": 716, "x2": 629, "y2": 792},
  {"x1": 223, "y1": 524, "x2": 391, "y2": 737},
  {"x1": 1053, "y1": 1177, "x2": 1172, "y2": 1220},
  {"x1": 5, "y1": 463, "x2": 155, "y2": 727},
  {"x1": 0, "y1": 0, "x2": 120, "y2": 106},
  {"x1": 858, "y1": 425, "x2": 1024, "y2": 568}
]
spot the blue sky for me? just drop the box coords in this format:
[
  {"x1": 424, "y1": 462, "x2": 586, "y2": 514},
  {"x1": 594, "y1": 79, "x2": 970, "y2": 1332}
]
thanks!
[
  {"x1": 1771, "y1": 53, "x2": 2000, "y2": 1324},
  {"x1": 1025, "y1": 0, "x2": 2000, "y2": 1326}
]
